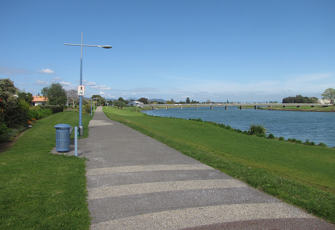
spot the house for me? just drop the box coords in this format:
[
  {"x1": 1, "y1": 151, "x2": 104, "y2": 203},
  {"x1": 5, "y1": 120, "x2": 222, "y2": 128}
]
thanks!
[
  {"x1": 31, "y1": 95, "x2": 48, "y2": 106},
  {"x1": 318, "y1": 99, "x2": 331, "y2": 105},
  {"x1": 128, "y1": 101, "x2": 144, "y2": 108}
]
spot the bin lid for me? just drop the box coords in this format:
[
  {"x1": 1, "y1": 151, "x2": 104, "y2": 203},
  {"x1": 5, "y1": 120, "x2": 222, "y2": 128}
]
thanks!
[{"x1": 54, "y1": 124, "x2": 72, "y2": 129}]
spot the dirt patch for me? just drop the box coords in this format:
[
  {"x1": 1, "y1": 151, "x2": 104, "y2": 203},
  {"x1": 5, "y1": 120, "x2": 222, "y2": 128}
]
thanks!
[{"x1": 0, "y1": 131, "x2": 27, "y2": 153}]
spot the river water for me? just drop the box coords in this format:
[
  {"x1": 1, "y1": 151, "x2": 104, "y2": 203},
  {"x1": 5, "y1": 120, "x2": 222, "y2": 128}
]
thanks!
[{"x1": 142, "y1": 106, "x2": 335, "y2": 147}]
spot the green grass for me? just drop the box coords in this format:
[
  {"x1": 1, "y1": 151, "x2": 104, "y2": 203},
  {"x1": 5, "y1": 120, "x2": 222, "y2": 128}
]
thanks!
[
  {"x1": 103, "y1": 106, "x2": 335, "y2": 224},
  {"x1": 259, "y1": 105, "x2": 335, "y2": 112},
  {"x1": 0, "y1": 110, "x2": 92, "y2": 229}
]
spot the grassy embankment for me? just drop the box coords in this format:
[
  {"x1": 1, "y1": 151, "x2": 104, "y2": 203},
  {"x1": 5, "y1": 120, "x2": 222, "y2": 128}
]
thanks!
[
  {"x1": 259, "y1": 105, "x2": 335, "y2": 112},
  {"x1": 103, "y1": 106, "x2": 335, "y2": 224},
  {"x1": 0, "y1": 110, "x2": 92, "y2": 229}
]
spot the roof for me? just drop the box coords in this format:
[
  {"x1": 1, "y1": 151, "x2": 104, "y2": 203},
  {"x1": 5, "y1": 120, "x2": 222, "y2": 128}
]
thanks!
[{"x1": 32, "y1": 95, "x2": 48, "y2": 102}]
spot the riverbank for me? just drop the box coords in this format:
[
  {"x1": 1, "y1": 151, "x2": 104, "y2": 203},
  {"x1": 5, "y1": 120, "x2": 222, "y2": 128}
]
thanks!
[
  {"x1": 103, "y1": 106, "x2": 335, "y2": 224},
  {"x1": 258, "y1": 105, "x2": 335, "y2": 112}
]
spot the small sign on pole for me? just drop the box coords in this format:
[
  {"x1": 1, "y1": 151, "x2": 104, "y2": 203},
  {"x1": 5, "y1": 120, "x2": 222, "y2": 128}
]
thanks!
[{"x1": 78, "y1": 85, "x2": 85, "y2": 96}]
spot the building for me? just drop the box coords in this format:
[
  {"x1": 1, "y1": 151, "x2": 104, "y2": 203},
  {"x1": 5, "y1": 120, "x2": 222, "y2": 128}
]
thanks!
[
  {"x1": 128, "y1": 101, "x2": 144, "y2": 108},
  {"x1": 31, "y1": 95, "x2": 48, "y2": 106}
]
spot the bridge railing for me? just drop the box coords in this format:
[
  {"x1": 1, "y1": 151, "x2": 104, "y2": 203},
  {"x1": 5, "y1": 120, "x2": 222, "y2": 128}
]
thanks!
[{"x1": 145, "y1": 103, "x2": 321, "y2": 107}]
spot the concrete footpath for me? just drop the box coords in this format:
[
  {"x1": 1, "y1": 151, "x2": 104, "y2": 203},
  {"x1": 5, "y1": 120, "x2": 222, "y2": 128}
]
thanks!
[{"x1": 69, "y1": 107, "x2": 334, "y2": 229}]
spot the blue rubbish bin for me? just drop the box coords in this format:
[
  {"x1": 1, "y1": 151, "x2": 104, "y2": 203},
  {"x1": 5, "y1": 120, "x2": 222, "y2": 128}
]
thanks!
[{"x1": 54, "y1": 124, "x2": 72, "y2": 152}]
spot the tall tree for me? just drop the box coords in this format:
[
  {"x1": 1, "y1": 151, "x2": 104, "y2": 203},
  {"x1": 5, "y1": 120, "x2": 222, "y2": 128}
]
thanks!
[
  {"x1": 42, "y1": 83, "x2": 67, "y2": 106},
  {"x1": 321, "y1": 88, "x2": 335, "y2": 104},
  {"x1": 186, "y1": 97, "x2": 190, "y2": 104}
]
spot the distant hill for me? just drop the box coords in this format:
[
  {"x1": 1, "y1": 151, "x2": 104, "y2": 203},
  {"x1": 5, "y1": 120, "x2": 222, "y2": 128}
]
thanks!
[{"x1": 149, "y1": 99, "x2": 166, "y2": 103}]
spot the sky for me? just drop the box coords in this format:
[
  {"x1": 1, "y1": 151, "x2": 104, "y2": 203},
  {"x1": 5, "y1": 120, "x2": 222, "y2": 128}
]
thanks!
[{"x1": 1, "y1": 0, "x2": 334, "y2": 103}]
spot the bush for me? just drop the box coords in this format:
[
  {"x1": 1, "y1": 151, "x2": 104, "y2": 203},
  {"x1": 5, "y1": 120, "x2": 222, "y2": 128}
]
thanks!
[
  {"x1": 279, "y1": 136, "x2": 285, "y2": 141},
  {"x1": 268, "y1": 133, "x2": 275, "y2": 139},
  {"x1": 248, "y1": 124, "x2": 267, "y2": 135},
  {"x1": 27, "y1": 109, "x2": 52, "y2": 120},
  {"x1": 225, "y1": 125, "x2": 232, "y2": 130},
  {"x1": 304, "y1": 139, "x2": 316, "y2": 146},
  {"x1": 44, "y1": 105, "x2": 63, "y2": 114},
  {"x1": 318, "y1": 142, "x2": 328, "y2": 147},
  {"x1": 190, "y1": 118, "x2": 203, "y2": 122}
]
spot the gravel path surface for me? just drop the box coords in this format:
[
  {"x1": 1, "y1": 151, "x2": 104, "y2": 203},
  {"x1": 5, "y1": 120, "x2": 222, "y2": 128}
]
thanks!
[{"x1": 75, "y1": 107, "x2": 334, "y2": 229}]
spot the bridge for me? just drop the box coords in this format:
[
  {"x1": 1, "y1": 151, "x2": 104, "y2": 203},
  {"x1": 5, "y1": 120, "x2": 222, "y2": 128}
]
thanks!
[{"x1": 145, "y1": 103, "x2": 322, "y2": 110}]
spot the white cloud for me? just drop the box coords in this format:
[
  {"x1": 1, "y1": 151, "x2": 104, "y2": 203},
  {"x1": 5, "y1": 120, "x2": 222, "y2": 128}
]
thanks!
[
  {"x1": 99, "y1": 85, "x2": 111, "y2": 90},
  {"x1": 0, "y1": 66, "x2": 30, "y2": 75},
  {"x1": 60, "y1": 81, "x2": 72, "y2": 86},
  {"x1": 60, "y1": 81, "x2": 76, "y2": 90},
  {"x1": 51, "y1": 77, "x2": 61, "y2": 82},
  {"x1": 99, "y1": 91, "x2": 106, "y2": 95},
  {"x1": 86, "y1": 81, "x2": 97, "y2": 86},
  {"x1": 39, "y1": 68, "x2": 55, "y2": 74},
  {"x1": 36, "y1": 80, "x2": 49, "y2": 85}
]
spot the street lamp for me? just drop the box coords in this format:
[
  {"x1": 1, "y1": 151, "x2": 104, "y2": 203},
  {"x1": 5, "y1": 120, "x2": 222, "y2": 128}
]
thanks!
[{"x1": 65, "y1": 33, "x2": 111, "y2": 135}]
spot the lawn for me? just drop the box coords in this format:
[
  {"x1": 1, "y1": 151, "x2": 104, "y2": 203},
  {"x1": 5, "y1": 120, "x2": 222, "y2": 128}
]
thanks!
[
  {"x1": 0, "y1": 110, "x2": 92, "y2": 229},
  {"x1": 259, "y1": 105, "x2": 335, "y2": 112},
  {"x1": 103, "y1": 106, "x2": 335, "y2": 224}
]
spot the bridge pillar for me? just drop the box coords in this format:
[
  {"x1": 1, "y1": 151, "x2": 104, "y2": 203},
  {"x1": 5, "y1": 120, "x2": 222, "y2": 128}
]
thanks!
[
  {"x1": 283, "y1": 106, "x2": 285, "y2": 108},
  {"x1": 151, "y1": 106, "x2": 154, "y2": 110},
  {"x1": 225, "y1": 106, "x2": 228, "y2": 110},
  {"x1": 181, "y1": 106, "x2": 183, "y2": 110},
  {"x1": 297, "y1": 105, "x2": 300, "y2": 108},
  {"x1": 196, "y1": 106, "x2": 198, "y2": 110},
  {"x1": 166, "y1": 106, "x2": 168, "y2": 110},
  {"x1": 210, "y1": 106, "x2": 213, "y2": 110},
  {"x1": 311, "y1": 105, "x2": 314, "y2": 108},
  {"x1": 239, "y1": 106, "x2": 242, "y2": 110},
  {"x1": 254, "y1": 106, "x2": 257, "y2": 110}
]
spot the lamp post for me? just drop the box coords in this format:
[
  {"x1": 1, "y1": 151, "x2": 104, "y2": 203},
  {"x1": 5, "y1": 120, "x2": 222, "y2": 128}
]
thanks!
[{"x1": 65, "y1": 33, "x2": 111, "y2": 135}]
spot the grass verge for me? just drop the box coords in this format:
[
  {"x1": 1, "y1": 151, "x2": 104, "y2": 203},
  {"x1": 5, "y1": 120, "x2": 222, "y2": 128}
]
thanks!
[
  {"x1": 259, "y1": 105, "x2": 335, "y2": 112},
  {"x1": 0, "y1": 110, "x2": 92, "y2": 229},
  {"x1": 103, "y1": 106, "x2": 335, "y2": 224}
]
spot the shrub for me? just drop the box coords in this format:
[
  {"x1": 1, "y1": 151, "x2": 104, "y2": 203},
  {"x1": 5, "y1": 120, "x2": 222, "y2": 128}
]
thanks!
[
  {"x1": 304, "y1": 139, "x2": 316, "y2": 146},
  {"x1": 279, "y1": 136, "x2": 285, "y2": 141},
  {"x1": 27, "y1": 109, "x2": 52, "y2": 120},
  {"x1": 318, "y1": 142, "x2": 328, "y2": 147},
  {"x1": 248, "y1": 124, "x2": 267, "y2": 135},
  {"x1": 225, "y1": 125, "x2": 231, "y2": 130},
  {"x1": 189, "y1": 118, "x2": 203, "y2": 122},
  {"x1": 268, "y1": 133, "x2": 275, "y2": 139},
  {"x1": 295, "y1": 140, "x2": 303, "y2": 144},
  {"x1": 44, "y1": 105, "x2": 63, "y2": 114}
]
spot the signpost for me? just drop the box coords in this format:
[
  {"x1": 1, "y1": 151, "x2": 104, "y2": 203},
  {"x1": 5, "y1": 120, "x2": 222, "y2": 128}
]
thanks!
[{"x1": 78, "y1": 85, "x2": 85, "y2": 96}]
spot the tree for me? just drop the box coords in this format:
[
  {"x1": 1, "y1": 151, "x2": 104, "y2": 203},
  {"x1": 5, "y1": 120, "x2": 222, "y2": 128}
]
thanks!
[
  {"x1": 186, "y1": 97, "x2": 190, "y2": 104},
  {"x1": 18, "y1": 91, "x2": 33, "y2": 104},
  {"x1": 42, "y1": 83, "x2": 67, "y2": 106},
  {"x1": 321, "y1": 88, "x2": 335, "y2": 104},
  {"x1": 138, "y1": 97, "x2": 148, "y2": 104},
  {"x1": 114, "y1": 100, "x2": 126, "y2": 109},
  {"x1": 92, "y1": 95, "x2": 106, "y2": 106},
  {"x1": 0, "y1": 78, "x2": 29, "y2": 128},
  {"x1": 66, "y1": 89, "x2": 79, "y2": 108}
]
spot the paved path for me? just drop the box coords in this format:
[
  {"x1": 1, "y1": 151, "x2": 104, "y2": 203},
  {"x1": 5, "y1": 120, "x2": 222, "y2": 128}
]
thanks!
[{"x1": 77, "y1": 107, "x2": 333, "y2": 229}]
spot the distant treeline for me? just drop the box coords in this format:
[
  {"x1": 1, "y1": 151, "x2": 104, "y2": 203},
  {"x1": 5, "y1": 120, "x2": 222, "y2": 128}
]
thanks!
[{"x1": 282, "y1": 95, "x2": 318, "y2": 103}]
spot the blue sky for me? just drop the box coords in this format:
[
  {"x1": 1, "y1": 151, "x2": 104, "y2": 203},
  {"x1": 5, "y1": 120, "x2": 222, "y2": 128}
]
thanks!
[{"x1": 1, "y1": 0, "x2": 334, "y2": 102}]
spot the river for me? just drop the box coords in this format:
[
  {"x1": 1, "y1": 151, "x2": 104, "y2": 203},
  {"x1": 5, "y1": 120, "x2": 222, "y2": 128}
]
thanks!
[{"x1": 142, "y1": 106, "x2": 335, "y2": 147}]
